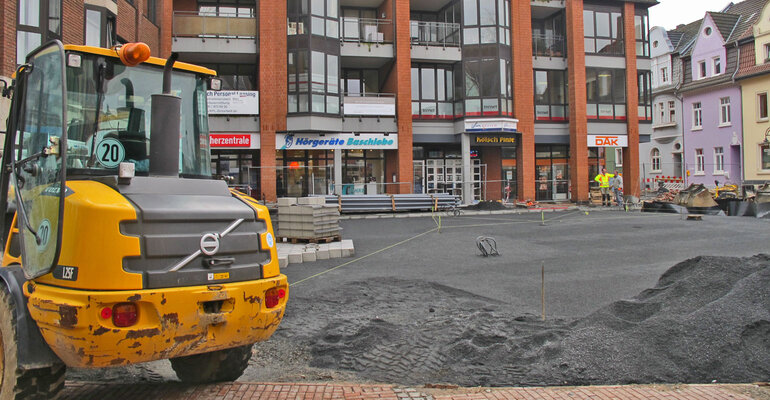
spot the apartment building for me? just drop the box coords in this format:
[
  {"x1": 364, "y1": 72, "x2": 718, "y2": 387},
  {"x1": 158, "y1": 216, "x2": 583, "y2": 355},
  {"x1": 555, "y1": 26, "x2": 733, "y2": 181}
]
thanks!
[{"x1": 1, "y1": 0, "x2": 655, "y2": 204}]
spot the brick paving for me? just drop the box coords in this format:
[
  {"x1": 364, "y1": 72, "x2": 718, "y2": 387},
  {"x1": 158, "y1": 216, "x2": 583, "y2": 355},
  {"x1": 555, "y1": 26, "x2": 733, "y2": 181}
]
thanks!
[{"x1": 59, "y1": 382, "x2": 769, "y2": 400}]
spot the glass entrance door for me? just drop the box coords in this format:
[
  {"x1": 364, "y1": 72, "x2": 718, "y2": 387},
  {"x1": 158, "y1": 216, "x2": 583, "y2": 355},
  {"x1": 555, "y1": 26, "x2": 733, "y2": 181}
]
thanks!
[
  {"x1": 286, "y1": 162, "x2": 306, "y2": 197},
  {"x1": 413, "y1": 160, "x2": 425, "y2": 194}
]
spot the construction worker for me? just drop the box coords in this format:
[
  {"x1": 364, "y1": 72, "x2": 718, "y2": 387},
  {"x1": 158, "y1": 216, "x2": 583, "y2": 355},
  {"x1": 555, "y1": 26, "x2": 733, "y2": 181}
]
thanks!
[{"x1": 594, "y1": 167, "x2": 614, "y2": 206}]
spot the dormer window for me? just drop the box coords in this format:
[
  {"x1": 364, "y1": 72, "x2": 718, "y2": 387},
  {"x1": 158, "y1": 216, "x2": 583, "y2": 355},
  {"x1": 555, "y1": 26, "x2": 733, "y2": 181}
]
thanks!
[
  {"x1": 699, "y1": 60, "x2": 707, "y2": 78},
  {"x1": 713, "y1": 57, "x2": 721, "y2": 75}
]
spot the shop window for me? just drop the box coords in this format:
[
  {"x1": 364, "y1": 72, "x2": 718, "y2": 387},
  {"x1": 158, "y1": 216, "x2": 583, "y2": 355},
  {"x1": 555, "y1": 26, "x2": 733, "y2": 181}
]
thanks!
[
  {"x1": 534, "y1": 69, "x2": 568, "y2": 122},
  {"x1": 583, "y1": 5, "x2": 623, "y2": 56},
  {"x1": 534, "y1": 144, "x2": 570, "y2": 201},
  {"x1": 761, "y1": 143, "x2": 770, "y2": 171}
]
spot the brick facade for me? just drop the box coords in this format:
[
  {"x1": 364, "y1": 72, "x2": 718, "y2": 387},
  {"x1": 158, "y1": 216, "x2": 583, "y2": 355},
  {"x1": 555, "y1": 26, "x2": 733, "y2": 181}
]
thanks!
[
  {"x1": 623, "y1": 2, "x2": 640, "y2": 198},
  {"x1": 511, "y1": 0, "x2": 535, "y2": 201},
  {"x1": 394, "y1": 0, "x2": 413, "y2": 194},
  {"x1": 566, "y1": 0, "x2": 590, "y2": 203},
  {"x1": 258, "y1": 0, "x2": 287, "y2": 202}
]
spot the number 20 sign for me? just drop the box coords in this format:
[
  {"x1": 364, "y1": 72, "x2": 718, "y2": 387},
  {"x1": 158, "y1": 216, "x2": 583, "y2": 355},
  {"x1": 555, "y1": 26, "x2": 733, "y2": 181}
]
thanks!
[{"x1": 96, "y1": 138, "x2": 126, "y2": 168}]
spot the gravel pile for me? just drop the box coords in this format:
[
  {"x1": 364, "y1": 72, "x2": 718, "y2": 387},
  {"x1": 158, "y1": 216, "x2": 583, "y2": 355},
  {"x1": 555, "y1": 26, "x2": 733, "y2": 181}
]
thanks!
[
  {"x1": 69, "y1": 255, "x2": 770, "y2": 386},
  {"x1": 256, "y1": 254, "x2": 770, "y2": 386},
  {"x1": 465, "y1": 201, "x2": 508, "y2": 211}
]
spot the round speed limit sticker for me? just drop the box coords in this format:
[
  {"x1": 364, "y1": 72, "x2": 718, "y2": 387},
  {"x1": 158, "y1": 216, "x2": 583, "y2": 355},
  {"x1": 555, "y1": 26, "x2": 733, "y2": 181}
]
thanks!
[{"x1": 96, "y1": 138, "x2": 126, "y2": 168}]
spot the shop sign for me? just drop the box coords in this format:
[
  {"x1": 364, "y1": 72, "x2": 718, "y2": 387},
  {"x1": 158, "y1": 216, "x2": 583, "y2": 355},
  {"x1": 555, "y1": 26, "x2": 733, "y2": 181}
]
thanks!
[
  {"x1": 207, "y1": 91, "x2": 259, "y2": 115},
  {"x1": 464, "y1": 118, "x2": 518, "y2": 133},
  {"x1": 210, "y1": 133, "x2": 260, "y2": 149},
  {"x1": 343, "y1": 97, "x2": 396, "y2": 116},
  {"x1": 588, "y1": 135, "x2": 628, "y2": 147},
  {"x1": 469, "y1": 134, "x2": 518, "y2": 146},
  {"x1": 277, "y1": 133, "x2": 398, "y2": 150}
]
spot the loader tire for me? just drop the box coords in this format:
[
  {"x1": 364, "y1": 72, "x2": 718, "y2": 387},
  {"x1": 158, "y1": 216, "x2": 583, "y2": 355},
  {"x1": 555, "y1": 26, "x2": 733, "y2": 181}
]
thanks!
[
  {"x1": 170, "y1": 344, "x2": 253, "y2": 383},
  {"x1": 1, "y1": 286, "x2": 66, "y2": 400}
]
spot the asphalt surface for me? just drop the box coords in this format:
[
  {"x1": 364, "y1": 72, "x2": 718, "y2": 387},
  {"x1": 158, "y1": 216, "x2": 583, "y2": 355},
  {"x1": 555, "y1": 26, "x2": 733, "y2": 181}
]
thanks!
[{"x1": 285, "y1": 209, "x2": 770, "y2": 318}]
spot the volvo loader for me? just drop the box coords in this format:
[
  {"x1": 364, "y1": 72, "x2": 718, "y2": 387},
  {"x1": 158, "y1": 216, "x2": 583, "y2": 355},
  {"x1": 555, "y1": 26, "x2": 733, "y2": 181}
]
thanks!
[{"x1": 0, "y1": 41, "x2": 287, "y2": 399}]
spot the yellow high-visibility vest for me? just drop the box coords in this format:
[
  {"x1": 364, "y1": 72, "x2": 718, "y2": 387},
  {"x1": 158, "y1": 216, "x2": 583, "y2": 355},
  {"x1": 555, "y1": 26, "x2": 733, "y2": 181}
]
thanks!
[{"x1": 594, "y1": 173, "x2": 614, "y2": 188}]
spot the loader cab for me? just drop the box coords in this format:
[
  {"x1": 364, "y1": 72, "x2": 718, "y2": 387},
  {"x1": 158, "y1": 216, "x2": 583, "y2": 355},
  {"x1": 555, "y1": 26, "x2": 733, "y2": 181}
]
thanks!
[{"x1": 0, "y1": 40, "x2": 218, "y2": 280}]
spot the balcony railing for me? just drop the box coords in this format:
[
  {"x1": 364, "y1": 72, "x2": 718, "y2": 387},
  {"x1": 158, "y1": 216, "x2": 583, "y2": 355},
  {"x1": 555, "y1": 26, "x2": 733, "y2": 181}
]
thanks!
[
  {"x1": 532, "y1": 33, "x2": 566, "y2": 57},
  {"x1": 173, "y1": 11, "x2": 257, "y2": 39},
  {"x1": 340, "y1": 17, "x2": 393, "y2": 44},
  {"x1": 343, "y1": 93, "x2": 396, "y2": 116},
  {"x1": 410, "y1": 21, "x2": 461, "y2": 47}
]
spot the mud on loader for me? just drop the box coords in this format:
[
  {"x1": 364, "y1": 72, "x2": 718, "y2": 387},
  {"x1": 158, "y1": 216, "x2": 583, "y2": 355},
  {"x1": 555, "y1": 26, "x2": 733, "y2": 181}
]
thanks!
[{"x1": 0, "y1": 41, "x2": 287, "y2": 399}]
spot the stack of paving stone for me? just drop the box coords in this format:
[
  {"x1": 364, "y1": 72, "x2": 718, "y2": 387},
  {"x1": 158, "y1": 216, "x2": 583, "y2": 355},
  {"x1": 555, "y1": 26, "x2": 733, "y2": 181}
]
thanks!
[{"x1": 276, "y1": 197, "x2": 342, "y2": 242}]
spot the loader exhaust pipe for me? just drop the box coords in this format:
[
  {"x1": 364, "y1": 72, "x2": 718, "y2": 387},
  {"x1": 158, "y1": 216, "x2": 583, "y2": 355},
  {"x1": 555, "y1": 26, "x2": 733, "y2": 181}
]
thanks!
[{"x1": 149, "y1": 52, "x2": 181, "y2": 177}]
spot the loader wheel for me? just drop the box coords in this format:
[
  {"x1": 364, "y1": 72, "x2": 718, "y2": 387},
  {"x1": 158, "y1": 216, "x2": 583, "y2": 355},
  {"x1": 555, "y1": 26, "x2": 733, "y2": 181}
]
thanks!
[
  {"x1": 0, "y1": 287, "x2": 66, "y2": 400},
  {"x1": 170, "y1": 344, "x2": 253, "y2": 383}
]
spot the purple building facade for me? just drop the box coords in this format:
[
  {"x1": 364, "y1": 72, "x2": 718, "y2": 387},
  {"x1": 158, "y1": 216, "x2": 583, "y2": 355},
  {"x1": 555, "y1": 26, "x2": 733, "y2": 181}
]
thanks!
[{"x1": 681, "y1": 13, "x2": 744, "y2": 187}]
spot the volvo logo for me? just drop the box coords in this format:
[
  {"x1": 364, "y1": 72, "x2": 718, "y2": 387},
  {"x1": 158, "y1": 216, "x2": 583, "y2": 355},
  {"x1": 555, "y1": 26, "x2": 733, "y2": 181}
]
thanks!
[{"x1": 200, "y1": 233, "x2": 221, "y2": 256}]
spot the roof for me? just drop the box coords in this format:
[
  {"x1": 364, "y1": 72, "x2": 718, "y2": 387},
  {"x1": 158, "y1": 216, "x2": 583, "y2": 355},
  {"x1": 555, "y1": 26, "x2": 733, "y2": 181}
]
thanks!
[
  {"x1": 677, "y1": 0, "x2": 768, "y2": 56},
  {"x1": 706, "y1": 12, "x2": 741, "y2": 42},
  {"x1": 669, "y1": 19, "x2": 703, "y2": 55},
  {"x1": 735, "y1": 41, "x2": 770, "y2": 79},
  {"x1": 722, "y1": 0, "x2": 769, "y2": 42}
]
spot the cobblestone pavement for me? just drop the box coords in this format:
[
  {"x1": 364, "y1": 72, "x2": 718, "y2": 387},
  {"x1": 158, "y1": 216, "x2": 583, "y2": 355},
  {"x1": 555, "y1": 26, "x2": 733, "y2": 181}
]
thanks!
[{"x1": 60, "y1": 382, "x2": 769, "y2": 400}]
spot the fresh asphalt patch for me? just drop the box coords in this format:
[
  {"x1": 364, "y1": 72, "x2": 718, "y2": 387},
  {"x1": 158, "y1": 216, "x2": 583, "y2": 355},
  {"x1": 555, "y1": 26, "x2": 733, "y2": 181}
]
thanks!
[{"x1": 67, "y1": 211, "x2": 770, "y2": 387}]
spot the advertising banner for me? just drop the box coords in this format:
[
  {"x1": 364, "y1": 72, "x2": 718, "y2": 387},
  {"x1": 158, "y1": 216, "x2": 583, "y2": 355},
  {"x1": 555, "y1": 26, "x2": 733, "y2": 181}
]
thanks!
[
  {"x1": 464, "y1": 118, "x2": 519, "y2": 133},
  {"x1": 343, "y1": 97, "x2": 396, "y2": 116},
  {"x1": 588, "y1": 135, "x2": 628, "y2": 147},
  {"x1": 210, "y1": 133, "x2": 260, "y2": 149},
  {"x1": 207, "y1": 91, "x2": 259, "y2": 115},
  {"x1": 277, "y1": 133, "x2": 398, "y2": 150}
]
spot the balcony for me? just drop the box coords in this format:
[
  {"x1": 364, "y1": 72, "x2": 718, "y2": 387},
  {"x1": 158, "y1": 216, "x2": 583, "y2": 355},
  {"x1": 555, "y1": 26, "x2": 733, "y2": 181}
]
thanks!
[
  {"x1": 532, "y1": 33, "x2": 566, "y2": 58},
  {"x1": 410, "y1": 21, "x2": 461, "y2": 62},
  {"x1": 340, "y1": 17, "x2": 394, "y2": 64},
  {"x1": 172, "y1": 11, "x2": 258, "y2": 62}
]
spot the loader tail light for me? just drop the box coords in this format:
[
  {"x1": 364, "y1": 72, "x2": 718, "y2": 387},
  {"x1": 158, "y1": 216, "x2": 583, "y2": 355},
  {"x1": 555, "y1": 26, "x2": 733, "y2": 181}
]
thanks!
[
  {"x1": 112, "y1": 303, "x2": 138, "y2": 327},
  {"x1": 117, "y1": 42, "x2": 151, "y2": 67},
  {"x1": 265, "y1": 288, "x2": 286, "y2": 309}
]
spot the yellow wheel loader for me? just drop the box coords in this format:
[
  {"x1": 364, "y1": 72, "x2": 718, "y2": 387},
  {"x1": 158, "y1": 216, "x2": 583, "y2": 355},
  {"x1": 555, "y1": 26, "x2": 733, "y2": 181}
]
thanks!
[{"x1": 0, "y1": 41, "x2": 287, "y2": 399}]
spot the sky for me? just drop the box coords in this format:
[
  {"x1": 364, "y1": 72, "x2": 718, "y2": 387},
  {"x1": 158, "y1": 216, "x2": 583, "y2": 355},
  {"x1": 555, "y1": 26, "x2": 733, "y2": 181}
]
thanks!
[{"x1": 648, "y1": 0, "x2": 735, "y2": 30}]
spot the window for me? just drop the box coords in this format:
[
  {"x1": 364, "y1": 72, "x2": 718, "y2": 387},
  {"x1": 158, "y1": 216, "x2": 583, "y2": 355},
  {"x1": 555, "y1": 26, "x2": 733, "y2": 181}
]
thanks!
[
  {"x1": 638, "y1": 71, "x2": 652, "y2": 121},
  {"x1": 765, "y1": 43, "x2": 770, "y2": 62},
  {"x1": 201, "y1": 64, "x2": 256, "y2": 90},
  {"x1": 657, "y1": 102, "x2": 665, "y2": 124},
  {"x1": 585, "y1": 68, "x2": 626, "y2": 121},
  {"x1": 713, "y1": 57, "x2": 721, "y2": 75},
  {"x1": 287, "y1": 50, "x2": 339, "y2": 114},
  {"x1": 651, "y1": 148, "x2": 661, "y2": 171},
  {"x1": 145, "y1": 0, "x2": 157, "y2": 24},
  {"x1": 759, "y1": 92, "x2": 769, "y2": 120},
  {"x1": 719, "y1": 97, "x2": 731, "y2": 125},
  {"x1": 698, "y1": 61, "x2": 707, "y2": 78},
  {"x1": 583, "y1": 6, "x2": 623, "y2": 55},
  {"x1": 534, "y1": 69, "x2": 568, "y2": 121},
  {"x1": 615, "y1": 148, "x2": 623, "y2": 167},
  {"x1": 761, "y1": 143, "x2": 770, "y2": 170},
  {"x1": 692, "y1": 102, "x2": 702, "y2": 129},
  {"x1": 635, "y1": 10, "x2": 650, "y2": 57},
  {"x1": 660, "y1": 66, "x2": 668, "y2": 84},
  {"x1": 714, "y1": 147, "x2": 724, "y2": 173},
  {"x1": 668, "y1": 100, "x2": 676, "y2": 123},
  {"x1": 412, "y1": 65, "x2": 456, "y2": 119},
  {"x1": 198, "y1": 0, "x2": 256, "y2": 17},
  {"x1": 463, "y1": 57, "x2": 512, "y2": 118},
  {"x1": 84, "y1": 7, "x2": 116, "y2": 48},
  {"x1": 16, "y1": 0, "x2": 61, "y2": 64},
  {"x1": 695, "y1": 149, "x2": 704, "y2": 173},
  {"x1": 462, "y1": 0, "x2": 510, "y2": 46}
]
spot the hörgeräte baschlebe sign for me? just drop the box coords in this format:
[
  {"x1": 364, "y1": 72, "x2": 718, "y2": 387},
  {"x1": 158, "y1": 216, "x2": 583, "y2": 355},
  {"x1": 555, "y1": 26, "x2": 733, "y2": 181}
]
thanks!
[{"x1": 277, "y1": 133, "x2": 398, "y2": 150}]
